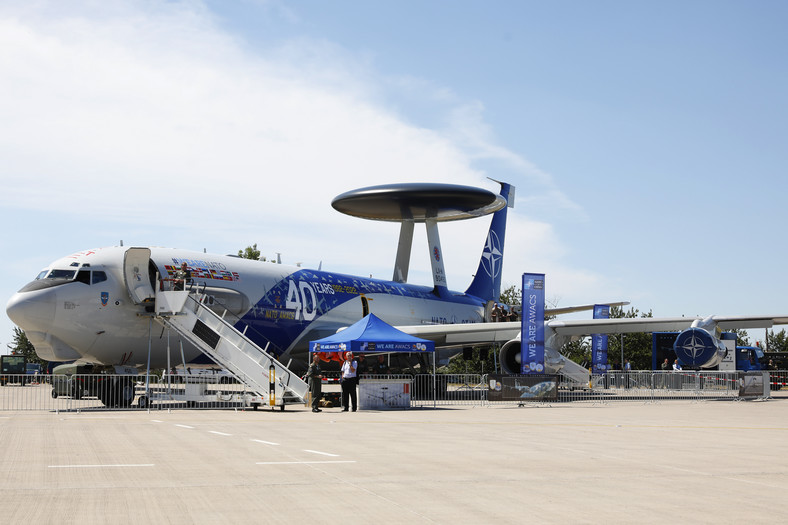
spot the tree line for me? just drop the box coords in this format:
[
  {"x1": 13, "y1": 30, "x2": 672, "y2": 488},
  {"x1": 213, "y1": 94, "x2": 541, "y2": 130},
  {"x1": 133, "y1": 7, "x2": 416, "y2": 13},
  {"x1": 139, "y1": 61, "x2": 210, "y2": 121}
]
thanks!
[{"x1": 445, "y1": 285, "x2": 788, "y2": 374}]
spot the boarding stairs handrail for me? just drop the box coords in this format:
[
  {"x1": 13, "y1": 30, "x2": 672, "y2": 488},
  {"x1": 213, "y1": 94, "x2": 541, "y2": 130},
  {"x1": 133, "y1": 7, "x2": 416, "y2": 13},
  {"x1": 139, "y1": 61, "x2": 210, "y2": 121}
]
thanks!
[
  {"x1": 546, "y1": 346, "x2": 591, "y2": 387},
  {"x1": 153, "y1": 290, "x2": 308, "y2": 405}
]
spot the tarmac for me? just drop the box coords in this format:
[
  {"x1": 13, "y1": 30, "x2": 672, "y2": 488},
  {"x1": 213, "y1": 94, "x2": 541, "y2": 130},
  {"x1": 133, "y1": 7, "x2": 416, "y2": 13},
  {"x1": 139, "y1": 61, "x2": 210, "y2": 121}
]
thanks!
[{"x1": 2, "y1": 394, "x2": 788, "y2": 524}]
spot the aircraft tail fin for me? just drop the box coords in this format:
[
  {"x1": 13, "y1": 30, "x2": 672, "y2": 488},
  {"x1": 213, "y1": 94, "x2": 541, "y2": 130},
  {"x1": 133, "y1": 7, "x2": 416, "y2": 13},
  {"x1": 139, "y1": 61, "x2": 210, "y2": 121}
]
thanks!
[{"x1": 465, "y1": 181, "x2": 514, "y2": 302}]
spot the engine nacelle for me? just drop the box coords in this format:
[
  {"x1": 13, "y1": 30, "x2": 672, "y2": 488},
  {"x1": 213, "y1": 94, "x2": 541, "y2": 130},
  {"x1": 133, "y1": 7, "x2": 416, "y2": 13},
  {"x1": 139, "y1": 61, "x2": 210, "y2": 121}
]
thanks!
[
  {"x1": 499, "y1": 338, "x2": 522, "y2": 375},
  {"x1": 673, "y1": 327, "x2": 727, "y2": 368},
  {"x1": 498, "y1": 334, "x2": 562, "y2": 375},
  {"x1": 498, "y1": 331, "x2": 591, "y2": 384}
]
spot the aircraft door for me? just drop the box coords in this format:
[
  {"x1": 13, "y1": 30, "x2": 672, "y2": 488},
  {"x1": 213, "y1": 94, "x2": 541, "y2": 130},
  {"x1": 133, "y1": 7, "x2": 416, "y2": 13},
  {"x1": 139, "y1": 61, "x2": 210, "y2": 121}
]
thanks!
[{"x1": 123, "y1": 247, "x2": 155, "y2": 304}]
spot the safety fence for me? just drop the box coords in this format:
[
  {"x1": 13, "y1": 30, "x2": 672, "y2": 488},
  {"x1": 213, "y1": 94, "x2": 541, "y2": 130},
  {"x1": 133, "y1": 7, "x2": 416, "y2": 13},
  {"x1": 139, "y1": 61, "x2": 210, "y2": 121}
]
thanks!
[
  {"x1": 771, "y1": 369, "x2": 788, "y2": 390},
  {"x1": 478, "y1": 370, "x2": 780, "y2": 406},
  {"x1": 0, "y1": 370, "x2": 784, "y2": 411},
  {"x1": 408, "y1": 374, "x2": 487, "y2": 407},
  {"x1": 0, "y1": 374, "x2": 260, "y2": 412}
]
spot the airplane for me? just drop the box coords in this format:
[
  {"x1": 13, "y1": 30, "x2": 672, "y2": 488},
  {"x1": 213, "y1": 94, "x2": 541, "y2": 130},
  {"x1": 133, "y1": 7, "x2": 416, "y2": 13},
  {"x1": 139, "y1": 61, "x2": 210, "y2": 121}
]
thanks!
[
  {"x1": 512, "y1": 380, "x2": 556, "y2": 399},
  {"x1": 6, "y1": 180, "x2": 788, "y2": 407},
  {"x1": 5, "y1": 182, "x2": 522, "y2": 379}
]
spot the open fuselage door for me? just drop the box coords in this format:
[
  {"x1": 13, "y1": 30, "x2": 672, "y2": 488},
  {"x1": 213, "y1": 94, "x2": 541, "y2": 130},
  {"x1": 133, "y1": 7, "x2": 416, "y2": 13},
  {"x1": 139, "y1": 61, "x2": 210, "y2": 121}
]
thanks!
[{"x1": 123, "y1": 247, "x2": 155, "y2": 304}]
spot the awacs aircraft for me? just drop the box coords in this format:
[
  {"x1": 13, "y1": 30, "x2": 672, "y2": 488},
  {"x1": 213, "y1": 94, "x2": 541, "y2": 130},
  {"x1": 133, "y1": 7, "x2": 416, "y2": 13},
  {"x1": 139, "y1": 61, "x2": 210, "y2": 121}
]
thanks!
[
  {"x1": 6, "y1": 182, "x2": 527, "y2": 377},
  {"x1": 6, "y1": 180, "x2": 788, "y2": 395}
]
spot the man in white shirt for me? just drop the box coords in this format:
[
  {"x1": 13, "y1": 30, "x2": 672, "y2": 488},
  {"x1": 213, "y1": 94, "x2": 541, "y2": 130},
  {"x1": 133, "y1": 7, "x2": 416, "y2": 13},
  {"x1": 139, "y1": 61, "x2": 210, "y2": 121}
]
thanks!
[{"x1": 340, "y1": 351, "x2": 358, "y2": 412}]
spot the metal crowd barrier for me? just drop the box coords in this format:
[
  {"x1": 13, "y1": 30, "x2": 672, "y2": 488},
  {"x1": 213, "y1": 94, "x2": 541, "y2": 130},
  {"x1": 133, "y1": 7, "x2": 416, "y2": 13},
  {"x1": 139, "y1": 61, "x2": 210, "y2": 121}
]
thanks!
[
  {"x1": 770, "y1": 369, "x2": 788, "y2": 390},
  {"x1": 0, "y1": 374, "x2": 264, "y2": 412},
  {"x1": 409, "y1": 374, "x2": 485, "y2": 407},
  {"x1": 1, "y1": 370, "x2": 784, "y2": 411},
  {"x1": 481, "y1": 370, "x2": 767, "y2": 406}
]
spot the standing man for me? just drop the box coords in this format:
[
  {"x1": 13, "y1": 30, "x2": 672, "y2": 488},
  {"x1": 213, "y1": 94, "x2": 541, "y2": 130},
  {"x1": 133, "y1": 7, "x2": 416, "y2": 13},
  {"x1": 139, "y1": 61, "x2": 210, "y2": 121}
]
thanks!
[
  {"x1": 173, "y1": 262, "x2": 191, "y2": 291},
  {"x1": 306, "y1": 353, "x2": 324, "y2": 413},
  {"x1": 375, "y1": 355, "x2": 389, "y2": 375},
  {"x1": 356, "y1": 354, "x2": 368, "y2": 377},
  {"x1": 340, "y1": 351, "x2": 358, "y2": 412}
]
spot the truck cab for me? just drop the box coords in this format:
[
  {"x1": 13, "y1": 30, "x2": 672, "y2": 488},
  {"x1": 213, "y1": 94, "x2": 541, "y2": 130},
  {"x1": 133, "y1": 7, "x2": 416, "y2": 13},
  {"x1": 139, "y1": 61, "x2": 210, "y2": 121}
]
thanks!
[
  {"x1": 1, "y1": 355, "x2": 27, "y2": 385},
  {"x1": 736, "y1": 346, "x2": 764, "y2": 372}
]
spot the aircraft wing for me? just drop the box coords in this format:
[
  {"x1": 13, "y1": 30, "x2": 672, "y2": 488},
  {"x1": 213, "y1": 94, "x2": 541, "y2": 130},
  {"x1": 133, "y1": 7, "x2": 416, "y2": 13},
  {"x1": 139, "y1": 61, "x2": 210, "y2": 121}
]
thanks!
[
  {"x1": 547, "y1": 315, "x2": 788, "y2": 337},
  {"x1": 395, "y1": 322, "x2": 521, "y2": 347},
  {"x1": 396, "y1": 315, "x2": 788, "y2": 348},
  {"x1": 545, "y1": 301, "x2": 630, "y2": 316}
]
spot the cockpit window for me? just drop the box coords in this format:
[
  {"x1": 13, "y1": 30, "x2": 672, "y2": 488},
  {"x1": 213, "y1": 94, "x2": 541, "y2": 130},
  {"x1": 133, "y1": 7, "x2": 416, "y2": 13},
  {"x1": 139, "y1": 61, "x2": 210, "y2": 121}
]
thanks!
[
  {"x1": 92, "y1": 271, "x2": 107, "y2": 284},
  {"x1": 18, "y1": 268, "x2": 91, "y2": 292},
  {"x1": 47, "y1": 269, "x2": 77, "y2": 280},
  {"x1": 35, "y1": 270, "x2": 48, "y2": 280}
]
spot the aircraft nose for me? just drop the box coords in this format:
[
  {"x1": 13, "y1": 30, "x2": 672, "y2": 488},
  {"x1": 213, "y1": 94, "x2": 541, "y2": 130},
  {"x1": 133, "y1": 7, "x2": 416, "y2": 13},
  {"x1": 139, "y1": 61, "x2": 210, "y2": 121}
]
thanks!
[{"x1": 5, "y1": 290, "x2": 56, "y2": 332}]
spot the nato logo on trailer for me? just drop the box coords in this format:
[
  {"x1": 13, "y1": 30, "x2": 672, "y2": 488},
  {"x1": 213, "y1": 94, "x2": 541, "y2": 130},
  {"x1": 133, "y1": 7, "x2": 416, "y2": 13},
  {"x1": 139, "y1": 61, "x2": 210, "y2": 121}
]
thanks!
[{"x1": 673, "y1": 328, "x2": 717, "y2": 367}]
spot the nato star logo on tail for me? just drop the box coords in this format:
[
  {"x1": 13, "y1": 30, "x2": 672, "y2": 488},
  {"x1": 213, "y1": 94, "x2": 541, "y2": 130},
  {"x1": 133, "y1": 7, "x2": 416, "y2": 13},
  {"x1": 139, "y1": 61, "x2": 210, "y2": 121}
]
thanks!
[
  {"x1": 480, "y1": 230, "x2": 502, "y2": 279},
  {"x1": 680, "y1": 333, "x2": 707, "y2": 359}
]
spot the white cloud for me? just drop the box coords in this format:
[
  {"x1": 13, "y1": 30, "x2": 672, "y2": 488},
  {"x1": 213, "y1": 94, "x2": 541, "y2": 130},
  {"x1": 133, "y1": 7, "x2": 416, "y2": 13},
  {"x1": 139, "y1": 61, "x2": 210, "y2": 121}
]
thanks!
[{"x1": 0, "y1": 0, "x2": 617, "y2": 326}]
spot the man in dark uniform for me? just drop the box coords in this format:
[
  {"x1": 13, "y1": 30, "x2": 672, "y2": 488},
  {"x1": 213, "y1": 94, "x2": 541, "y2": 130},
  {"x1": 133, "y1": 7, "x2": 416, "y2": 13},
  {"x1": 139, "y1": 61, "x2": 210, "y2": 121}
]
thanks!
[
  {"x1": 173, "y1": 262, "x2": 191, "y2": 291},
  {"x1": 306, "y1": 353, "x2": 324, "y2": 412},
  {"x1": 374, "y1": 354, "x2": 389, "y2": 374},
  {"x1": 356, "y1": 354, "x2": 368, "y2": 377}
]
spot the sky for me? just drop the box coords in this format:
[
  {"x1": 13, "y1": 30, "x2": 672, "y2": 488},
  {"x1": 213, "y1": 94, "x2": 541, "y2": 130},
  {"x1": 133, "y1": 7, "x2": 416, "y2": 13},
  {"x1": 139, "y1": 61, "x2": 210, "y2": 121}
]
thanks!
[{"x1": 2, "y1": 0, "x2": 788, "y2": 351}]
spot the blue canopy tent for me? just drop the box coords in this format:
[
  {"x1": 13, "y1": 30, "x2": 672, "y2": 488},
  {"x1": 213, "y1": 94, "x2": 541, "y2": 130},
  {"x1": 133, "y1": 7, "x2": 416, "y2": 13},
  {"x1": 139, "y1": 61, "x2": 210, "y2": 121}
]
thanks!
[
  {"x1": 309, "y1": 314, "x2": 437, "y2": 407},
  {"x1": 309, "y1": 313, "x2": 434, "y2": 355}
]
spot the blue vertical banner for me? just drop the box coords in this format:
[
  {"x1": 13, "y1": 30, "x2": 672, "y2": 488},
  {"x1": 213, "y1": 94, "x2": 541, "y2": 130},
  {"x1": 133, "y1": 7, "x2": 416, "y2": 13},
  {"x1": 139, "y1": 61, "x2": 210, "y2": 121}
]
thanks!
[
  {"x1": 521, "y1": 273, "x2": 545, "y2": 374},
  {"x1": 591, "y1": 304, "x2": 610, "y2": 374}
]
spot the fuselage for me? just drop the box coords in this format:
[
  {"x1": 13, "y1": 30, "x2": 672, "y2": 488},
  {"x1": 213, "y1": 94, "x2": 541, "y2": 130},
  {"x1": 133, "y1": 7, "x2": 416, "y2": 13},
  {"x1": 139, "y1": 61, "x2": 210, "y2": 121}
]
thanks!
[{"x1": 6, "y1": 246, "x2": 488, "y2": 371}]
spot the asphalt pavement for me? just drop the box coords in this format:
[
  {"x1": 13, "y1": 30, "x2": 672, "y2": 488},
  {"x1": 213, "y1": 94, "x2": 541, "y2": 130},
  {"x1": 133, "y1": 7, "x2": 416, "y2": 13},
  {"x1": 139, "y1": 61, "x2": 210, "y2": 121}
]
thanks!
[{"x1": 2, "y1": 395, "x2": 787, "y2": 524}]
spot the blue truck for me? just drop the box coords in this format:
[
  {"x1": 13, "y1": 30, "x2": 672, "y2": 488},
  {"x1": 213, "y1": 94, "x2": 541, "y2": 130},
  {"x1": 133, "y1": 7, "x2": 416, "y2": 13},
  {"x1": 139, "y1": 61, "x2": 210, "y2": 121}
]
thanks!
[
  {"x1": 0, "y1": 355, "x2": 28, "y2": 386},
  {"x1": 652, "y1": 332, "x2": 767, "y2": 371}
]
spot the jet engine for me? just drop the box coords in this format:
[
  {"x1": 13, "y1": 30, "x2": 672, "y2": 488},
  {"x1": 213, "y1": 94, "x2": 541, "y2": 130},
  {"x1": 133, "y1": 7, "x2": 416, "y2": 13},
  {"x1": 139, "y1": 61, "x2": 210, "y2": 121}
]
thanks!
[
  {"x1": 672, "y1": 326, "x2": 727, "y2": 368},
  {"x1": 498, "y1": 333, "x2": 567, "y2": 376},
  {"x1": 499, "y1": 337, "x2": 522, "y2": 375}
]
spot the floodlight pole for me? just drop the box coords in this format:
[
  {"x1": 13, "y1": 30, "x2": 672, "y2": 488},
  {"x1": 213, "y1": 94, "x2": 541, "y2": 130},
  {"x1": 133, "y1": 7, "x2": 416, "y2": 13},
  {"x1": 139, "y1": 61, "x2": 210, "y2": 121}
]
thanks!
[{"x1": 433, "y1": 352, "x2": 436, "y2": 409}]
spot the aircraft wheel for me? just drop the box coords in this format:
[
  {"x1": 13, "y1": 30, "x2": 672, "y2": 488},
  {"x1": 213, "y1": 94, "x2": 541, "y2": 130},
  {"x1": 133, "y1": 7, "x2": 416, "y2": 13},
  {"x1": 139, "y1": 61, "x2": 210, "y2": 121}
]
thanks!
[
  {"x1": 117, "y1": 378, "x2": 135, "y2": 408},
  {"x1": 138, "y1": 395, "x2": 149, "y2": 409},
  {"x1": 97, "y1": 379, "x2": 115, "y2": 407},
  {"x1": 51, "y1": 389, "x2": 58, "y2": 399},
  {"x1": 72, "y1": 383, "x2": 84, "y2": 400},
  {"x1": 99, "y1": 391, "x2": 115, "y2": 407}
]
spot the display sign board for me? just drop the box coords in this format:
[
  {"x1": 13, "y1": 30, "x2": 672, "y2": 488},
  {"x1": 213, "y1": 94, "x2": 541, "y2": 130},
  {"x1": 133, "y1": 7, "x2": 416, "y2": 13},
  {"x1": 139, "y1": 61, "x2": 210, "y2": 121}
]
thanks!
[
  {"x1": 591, "y1": 304, "x2": 610, "y2": 374},
  {"x1": 521, "y1": 273, "x2": 545, "y2": 374},
  {"x1": 359, "y1": 379, "x2": 411, "y2": 409},
  {"x1": 738, "y1": 372, "x2": 769, "y2": 398},
  {"x1": 487, "y1": 374, "x2": 558, "y2": 402}
]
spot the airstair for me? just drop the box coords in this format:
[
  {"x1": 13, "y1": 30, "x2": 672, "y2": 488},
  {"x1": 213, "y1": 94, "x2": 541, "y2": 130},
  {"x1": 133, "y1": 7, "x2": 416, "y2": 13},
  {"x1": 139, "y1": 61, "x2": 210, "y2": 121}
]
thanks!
[
  {"x1": 150, "y1": 289, "x2": 308, "y2": 410},
  {"x1": 546, "y1": 347, "x2": 591, "y2": 387}
]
